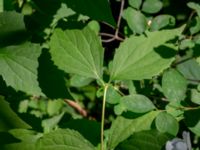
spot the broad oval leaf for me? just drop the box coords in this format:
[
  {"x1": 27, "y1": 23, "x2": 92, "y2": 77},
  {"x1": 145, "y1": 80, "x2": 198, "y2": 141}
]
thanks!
[
  {"x1": 37, "y1": 128, "x2": 95, "y2": 150},
  {"x1": 128, "y1": 0, "x2": 142, "y2": 9},
  {"x1": 49, "y1": 27, "x2": 104, "y2": 80},
  {"x1": 0, "y1": 42, "x2": 42, "y2": 96},
  {"x1": 123, "y1": 7, "x2": 147, "y2": 34},
  {"x1": 191, "y1": 89, "x2": 200, "y2": 105},
  {"x1": 108, "y1": 111, "x2": 159, "y2": 150},
  {"x1": 110, "y1": 26, "x2": 184, "y2": 81},
  {"x1": 142, "y1": 0, "x2": 163, "y2": 14},
  {"x1": 155, "y1": 112, "x2": 179, "y2": 136},
  {"x1": 162, "y1": 69, "x2": 187, "y2": 102},
  {"x1": 118, "y1": 94, "x2": 155, "y2": 114}
]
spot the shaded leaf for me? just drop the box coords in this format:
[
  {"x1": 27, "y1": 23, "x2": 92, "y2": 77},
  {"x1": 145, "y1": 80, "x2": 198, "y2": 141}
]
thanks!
[
  {"x1": 110, "y1": 26, "x2": 183, "y2": 80},
  {"x1": 187, "y1": 2, "x2": 200, "y2": 17},
  {"x1": 123, "y1": 7, "x2": 147, "y2": 34},
  {"x1": 106, "y1": 85, "x2": 121, "y2": 104},
  {"x1": 189, "y1": 16, "x2": 200, "y2": 35},
  {"x1": 155, "y1": 112, "x2": 179, "y2": 136},
  {"x1": 117, "y1": 130, "x2": 172, "y2": 150},
  {"x1": 142, "y1": 0, "x2": 163, "y2": 14},
  {"x1": 70, "y1": 74, "x2": 94, "y2": 88},
  {"x1": 150, "y1": 15, "x2": 176, "y2": 31},
  {"x1": 0, "y1": 42, "x2": 42, "y2": 96},
  {"x1": 64, "y1": 0, "x2": 115, "y2": 26},
  {"x1": 38, "y1": 49, "x2": 72, "y2": 99},
  {"x1": 162, "y1": 69, "x2": 187, "y2": 102},
  {"x1": 50, "y1": 27, "x2": 104, "y2": 80},
  {"x1": 191, "y1": 89, "x2": 200, "y2": 105},
  {"x1": 108, "y1": 111, "x2": 159, "y2": 150},
  {"x1": 0, "y1": 96, "x2": 30, "y2": 131},
  {"x1": 37, "y1": 128, "x2": 95, "y2": 150}
]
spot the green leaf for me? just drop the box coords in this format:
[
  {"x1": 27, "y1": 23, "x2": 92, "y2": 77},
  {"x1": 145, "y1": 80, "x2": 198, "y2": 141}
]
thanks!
[
  {"x1": 37, "y1": 128, "x2": 95, "y2": 150},
  {"x1": 0, "y1": 11, "x2": 27, "y2": 46},
  {"x1": 64, "y1": 0, "x2": 115, "y2": 26},
  {"x1": 117, "y1": 130, "x2": 172, "y2": 150},
  {"x1": 47, "y1": 100, "x2": 64, "y2": 116},
  {"x1": 142, "y1": 0, "x2": 163, "y2": 14},
  {"x1": 108, "y1": 111, "x2": 159, "y2": 150},
  {"x1": 0, "y1": 0, "x2": 3, "y2": 12},
  {"x1": 70, "y1": 74, "x2": 94, "y2": 88},
  {"x1": 0, "y1": 42, "x2": 42, "y2": 96},
  {"x1": 190, "y1": 16, "x2": 200, "y2": 35},
  {"x1": 162, "y1": 69, "x2": 187, "y2": 102},
  {"x1": 116, "y1": 94, "x2": 155, "y2": 114},
  {"x1": 3, "y1": 129, "x2": 42, "y2": 150},
  {"x1": 150, "y1": 15, "x2": 176, "y2": 31},
  {"x1": 155, "y1": 112, "x2": 179, "y2": 136},
  {"x1": 61, "y1": 119, "x2": 100, "y2": 146},
  {"x1": 110, "y1": 26, "x2": 184, "y2": 80},
  {"x1": 184, "y1": 109, "x2": 200, "y2": 136},
  {"x1": 0, "y1": 96, "x2": 30, "y2": 131},
  {"x1": 177, "y1": 59, "x2": 200, "y2": 84},
  {"x1": 179, "y1": 39, "x2": 195, "y2": 50},
  {"x1": 128, "y1": 0, "x2": 142, "y2": 10},
  {"x1": 187, "y1": 2, "x2": 200, "y2": 18},
  {"x1": 106, "y1": 85, "x2": 121, "y2": 104},
  {"x1": 123, "y1": 7, "x2": 147, "y2": 34},
  {"x1": 191, "y1": 89, "x2": 200, "y2": 105},
  {"x1": 50, "y1": 27, "x2": 104, "y2": 80}
]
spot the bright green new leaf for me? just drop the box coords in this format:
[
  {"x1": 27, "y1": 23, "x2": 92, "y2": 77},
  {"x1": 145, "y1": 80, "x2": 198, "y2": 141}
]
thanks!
[
  {"x1": 116, "y1": 94, "x2": 155, "y2": 114},
  {"x1": 162, "y1": 69, "x2": 187, "y2": 102},
  {"x1": 50, "y1": 27, "x2": 104, "y2": 80},
  {"x1": 110, "y1": 26, "x2": 184, "y2": 80},
  {"x1": 150, "y1": 15, "x2": 176, "y2": 31},
  {"x1": 0, "y1": 42, "x2": 42, "y2": 96},
  {"x1": 123, "y1": 7, "x2": 147, "y2": 34},
  {"x1": 155, "y1": 112, "x2": 179, "y2": 136},
  {"x1": 128, "y1": 0, "x2": 142, "y2": 10},
  {"x1": 64, "y1": 0, "x2": 116, "y2": 26},
  {"x1": 117, "y1": 130, "x2": 172, "y2": 150},
  {"x1": 191, "y1": 89, "x2": 200, "y2": 105},
  {"x1": 0, "y1": 96, "x2": 31, "y2": 132},
  {"x1": 142, "y1": 0, "x2": 163, "y2": 14},
  {"x1": 108, "y1": 111, "x2": 159, "y2": 150},
  {"x1": 37, "y1": 128, "x2": 95, "y2": 150}
]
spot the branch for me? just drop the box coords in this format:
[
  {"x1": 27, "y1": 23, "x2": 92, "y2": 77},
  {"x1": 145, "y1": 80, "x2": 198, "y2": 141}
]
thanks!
[{"x1": 64, "y1": 99, "x2": 87, "y2": 117}]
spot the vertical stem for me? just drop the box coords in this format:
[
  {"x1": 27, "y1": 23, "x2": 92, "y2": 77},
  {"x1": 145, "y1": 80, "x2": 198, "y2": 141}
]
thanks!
[{"x1": 101, "y1": 84, "x2": 109, "y2": 150}]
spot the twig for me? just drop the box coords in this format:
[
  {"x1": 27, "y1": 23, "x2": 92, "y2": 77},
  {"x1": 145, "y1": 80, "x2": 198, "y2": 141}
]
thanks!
[
  {"x1": 100, "y1": 0, "x2": 125, "y2": 43},
  {"x1": 64, "y1": 99, "x2": 87, "y2": 117}
]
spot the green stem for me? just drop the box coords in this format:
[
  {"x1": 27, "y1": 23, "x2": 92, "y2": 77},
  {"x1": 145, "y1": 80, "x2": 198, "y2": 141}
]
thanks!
[{"x1": 101, "y1": 84, "x2": 109, "y2": 150}]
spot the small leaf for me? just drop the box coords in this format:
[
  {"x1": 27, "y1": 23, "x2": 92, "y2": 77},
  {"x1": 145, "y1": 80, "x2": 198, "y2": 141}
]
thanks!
[
  {"x1": 64, "y1": 0, "x2": 116, "y2": 26},
  {"x1": 142, "y1": 0, "x2": 163, "y2": 14},
  {"x1": 128, "y1": 0, "x2": 142, "y2": 10},
  {"x1": 123, "y1": 7, "x2": 147, "y2": 34},
  {"x1": 0, "y1": 42, "x2": 42, "y2": 96},
  {"x1": 191, "y1": 89, "x2": 200, "y2": 105},
  {"x1": 70, "y1": 74, "x2": 94, "y2": 88},
  {"x1": 37, "y1": 128, "x2": 95, "y2": 150},
  {"x1": 117, "y1": 130, "x2": 172, "y2": 150},
  {"x1": 189, "y1": 16, "x2": 200, "y2": 35},
  {"x1": 118, "y1": 94, "x2": 155, "y2": 113},
  {"x1": 162, "y1": 69, "x2": 187, "y2": 102},
  {"x1": 50, "y1": 27, "x2": 104, "y2": 80},
  {"x1": 187, "y1": 2, "x2": 200, "y2": 17},
  {"x1": 110, "y1": 26, "x2": 184, "y2": 80},
  {"x1": 177, "y1": 59, "x2": 200, "y2": 84},
  {"x1": 106, "y1": 85, "x2": 121, "y2": 104},
  {"x1": 179, "y1": 39, "x2": 195, "y2": 50},
  {"x1": 0, "y1": 96, "x2": 31, "y2": 131},
  {"x1": 150, "y1": 15, "x2": 176, "y2": 31},
  {"x1": 155, "y1": 112, "x2": 179, "y2": 136},
  {"x1": 108, "y1": 111, "x2": 159, "y2": 150}
]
